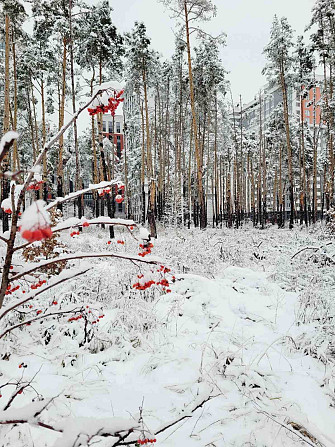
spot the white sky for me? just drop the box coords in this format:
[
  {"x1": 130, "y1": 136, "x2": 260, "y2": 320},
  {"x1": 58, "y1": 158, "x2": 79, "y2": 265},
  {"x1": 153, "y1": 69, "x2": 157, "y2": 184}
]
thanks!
[{"x1": 109, "y1": 0, "x2": 316, "y2": 104}]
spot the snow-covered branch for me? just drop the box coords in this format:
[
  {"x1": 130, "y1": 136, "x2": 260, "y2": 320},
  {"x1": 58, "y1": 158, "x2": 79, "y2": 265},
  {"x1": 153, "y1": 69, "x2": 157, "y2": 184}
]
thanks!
[
  {"x1": 0, "y1": 306, "x2": 84, "y2": 340},
  {"x1": 45, "y1": 181, "x2": 122, "y2": 211},
  {"x1": 0, "y1": 268, "x2": 89, "y2": 321},
  {"x1": 9, "y1": 252, "x2": 162, "y2": 282}
]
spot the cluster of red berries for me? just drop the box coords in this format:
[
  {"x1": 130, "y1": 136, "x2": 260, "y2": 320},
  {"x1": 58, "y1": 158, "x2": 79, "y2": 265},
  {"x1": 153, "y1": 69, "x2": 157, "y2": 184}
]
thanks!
[
  {"x1": 157, "y1": 265, "x2": 171, "y2": 274},
  {"x1": 36, "y1": 310, "x2": 43, "y2": 315},
  {"x1": 21, "y1": 227, "x2": 52, "y2": 243},
  {"x1": 27, "y1": 181, "x2": 44, "y2": 191},
  {"x1": 68, "y1": 313, "x2": 105, "y2": 324},
  {"x1": 92, "y1": 314, "x2": 105, "y2": 324},
  {"x1": 68, "y1": 315, "x2": 83, "y2": 322},
  {"x1": 115, "y1": 194, "x2": 124, "y2": 204},
  {"x1": 70, "y1": 231, "x2": 80, "y2": 237},
  {"x1": 138, "y1": 242, "x2": 154, "y2": 257},
  {"x1": 5, "y1": 284, "x2": 20, "y2": 295},
  {"x1": 82, "y1": 221, "x2": 90, "y2": 227},
  {"x1": 117, "y1": 184, "x2": 125, "y2": 192},
  {"x1": 98, "y1": 188, "x2": 111, "y2": 197},
  {"x1": 3, "y1": 208, "x2": 12, "y2": 214},
  {"x1": 52, "y1": 300, "x2": 58, "y2": 305},
  {"x1": 117, "y1": 240, "x2": 124, "y2": 245},
  {"x1": 31, "y1": 279, "x2": 47, "y2": 290},
  {"x1": 136, "y1": 439, "x2": 156, "y2": 445},
  {"x1": 133, "y1": 278, "x2": 156, "y2": 290},
  {"x1": 132, "y1": 270, "x2": 172, "y2": 293},
  {"x1": 88, "y1": 90, "x2": 124, "y2": 117}
]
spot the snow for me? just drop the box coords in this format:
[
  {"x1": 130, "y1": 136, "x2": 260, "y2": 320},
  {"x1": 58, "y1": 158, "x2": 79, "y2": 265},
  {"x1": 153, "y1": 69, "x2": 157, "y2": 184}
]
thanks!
[
  {"x1": 1, "y1": 226, "x2": 335, "y2": 446},
  {"x1": 53, "y1": 216, "x2": 135, "y2": 232},
  {"x1": 19, "y1": 200, "x2": 50, "y2": 232},
  {"x1": 139, "y1": 227, "x2": 150, "y2": 241},
  {"x1": 45, "y1": 181, "x2": 121, "y2": 211},
  {"x1": 92, "y1": 80, "x2": 125, "y2": 97},
  {"x1": 0, "y1": 131, "x2": 19, "y2": 152}
]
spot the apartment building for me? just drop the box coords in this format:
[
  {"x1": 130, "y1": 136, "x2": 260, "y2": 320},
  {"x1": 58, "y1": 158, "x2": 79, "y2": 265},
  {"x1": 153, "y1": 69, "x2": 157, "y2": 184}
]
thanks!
[
  {"x1": 230, "y1": 76, "x2": 326, "y2": 215},
  {"x1": 102, "y1": 112, "x2": 124, "y2": 160}
]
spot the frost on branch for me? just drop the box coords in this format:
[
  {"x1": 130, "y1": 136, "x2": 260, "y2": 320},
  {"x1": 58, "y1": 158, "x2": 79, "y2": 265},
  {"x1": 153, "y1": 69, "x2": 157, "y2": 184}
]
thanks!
[{"x1": 19, "y1": 200, "x2": 52, "y2": 242}]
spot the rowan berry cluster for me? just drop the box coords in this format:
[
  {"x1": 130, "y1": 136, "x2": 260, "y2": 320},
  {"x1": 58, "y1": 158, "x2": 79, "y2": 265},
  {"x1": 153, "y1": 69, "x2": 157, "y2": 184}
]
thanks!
[
  {"x1": 115, "y1": 194, "x2": 124, "y2": 204},
  {"x1": 27, "y1": 181, "x2": 44, "y2": 191},
  {"x1": 98, "y1": 188, "x2": 111, "y2": 197},
  {"x1": 133, "y1": 276, "x2": 155, "y2": 290},
  {"x1": 31, "y1": 279, "x2": 47, "y2": 290},
  {"x1": 68, "y1": 315, "x2": 83, "y2": 322},
  {"x1": 1, "y1": 198, "x2": 12, "y2": 214},
  {"x1": 70, "y1": 231, "x2": 80, "y2": 237},
  {"x1": 21, "y1": 227, "x2": 52, "y2": 242},
  {"x1": 87, "y1": 90, "x2": 124, "y2": 117},
  {"x1": 138, "y1": 242, "x2": 154, "y2": 257},
  {"x1": 5, "y1": 284, "x2": 20, "y2": 295},
  {"x1": 68, "y1": 308, "x2": 105, "y2": 325},
  {"x1": 136, "y1": 439, "x2": 156, "y2": 445},
  {"x1": 117, "y1": 240, "x2": 125, "y2": 245},
  {"x1": 82, "y1": 221, "x2": 90, "y2": 227}
]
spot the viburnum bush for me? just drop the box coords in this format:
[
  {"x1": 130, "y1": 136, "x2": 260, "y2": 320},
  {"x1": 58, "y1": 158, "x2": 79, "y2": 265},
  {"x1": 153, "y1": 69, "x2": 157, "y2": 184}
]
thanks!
[{"x1": 0, "y1": 87, "x2": 178, "y2": 445}]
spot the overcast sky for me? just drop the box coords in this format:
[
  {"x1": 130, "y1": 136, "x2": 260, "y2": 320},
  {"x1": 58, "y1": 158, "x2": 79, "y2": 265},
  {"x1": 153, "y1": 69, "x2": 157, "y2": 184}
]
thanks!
[{"x1": 109, "y1": 0, "x2": 316, "y2": 105}]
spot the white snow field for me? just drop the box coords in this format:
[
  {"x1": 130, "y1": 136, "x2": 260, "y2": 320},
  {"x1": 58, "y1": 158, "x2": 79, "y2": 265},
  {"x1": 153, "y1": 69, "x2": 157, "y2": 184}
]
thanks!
[{"x1": 0, "y1": 225, "x2": 334, "y2": 447}]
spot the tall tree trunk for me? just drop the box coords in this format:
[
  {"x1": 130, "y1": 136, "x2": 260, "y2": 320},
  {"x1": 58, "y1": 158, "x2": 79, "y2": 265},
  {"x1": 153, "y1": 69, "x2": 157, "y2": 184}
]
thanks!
[
  {"x1": 69, "y1": 0, "x2": 83, "y2": 220},
  {"x1": 142, "y1": 61, "x2": 157, "y2": 237},
  {"x1": 1, "y1": 14, "x2": 11, "y2": 233},
  {"x1": 184, "y1": 1, "x2": 206, "y2": 229},
  {"x1": 279, "y1": 59, "x2": 294, "y2": 228},
  {"x1": 57, "y1": 37, "x2": 67, "y2": 210}
]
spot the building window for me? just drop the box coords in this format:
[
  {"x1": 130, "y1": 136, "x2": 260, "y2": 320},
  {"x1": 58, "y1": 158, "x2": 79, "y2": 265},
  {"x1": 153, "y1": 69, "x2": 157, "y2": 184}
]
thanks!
[
  {"x1": 116, "y1": 121, "x2": 121, "y2": 133},
  {"x1": 117, "y1": 136, "x2": 121, "y2": 159},
  {"x1": 103, "y1": 121, "x2": 106, "y2": 132},
  {"x1": 108, "y1": 121, "x2": 113, "y2": 134}
]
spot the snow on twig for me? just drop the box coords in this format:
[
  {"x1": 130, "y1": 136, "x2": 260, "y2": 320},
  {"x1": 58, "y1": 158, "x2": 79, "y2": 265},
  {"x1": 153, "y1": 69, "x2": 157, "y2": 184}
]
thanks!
[{"x1": 45, "y1": 180, "x2": 122, "y2": 211}]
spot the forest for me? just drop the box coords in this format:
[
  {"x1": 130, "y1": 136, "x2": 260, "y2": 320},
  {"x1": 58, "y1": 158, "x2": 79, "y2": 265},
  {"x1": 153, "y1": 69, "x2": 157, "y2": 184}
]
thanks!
[{"x1": 0, "y1": 0, "x2": 335, "y2": 446}]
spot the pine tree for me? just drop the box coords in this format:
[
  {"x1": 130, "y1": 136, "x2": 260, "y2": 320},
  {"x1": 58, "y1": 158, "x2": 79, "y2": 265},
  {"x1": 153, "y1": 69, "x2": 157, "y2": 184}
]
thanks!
[{"x1": 263, "y1": 16, "x2": 295, "y2": 228}]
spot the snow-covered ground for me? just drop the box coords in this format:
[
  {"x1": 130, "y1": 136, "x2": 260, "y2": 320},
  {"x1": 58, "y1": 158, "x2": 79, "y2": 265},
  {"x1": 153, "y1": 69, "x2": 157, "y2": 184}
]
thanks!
[{"x1": 1, "y1": 224, "x2": 334, "y2": 447}]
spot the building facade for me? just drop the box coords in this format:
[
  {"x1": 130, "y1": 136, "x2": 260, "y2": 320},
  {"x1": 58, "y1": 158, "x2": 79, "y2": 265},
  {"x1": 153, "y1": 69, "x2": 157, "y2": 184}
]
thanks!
[{"x1": 230, "y1": 76, "x2": 326, "y2": 216}]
